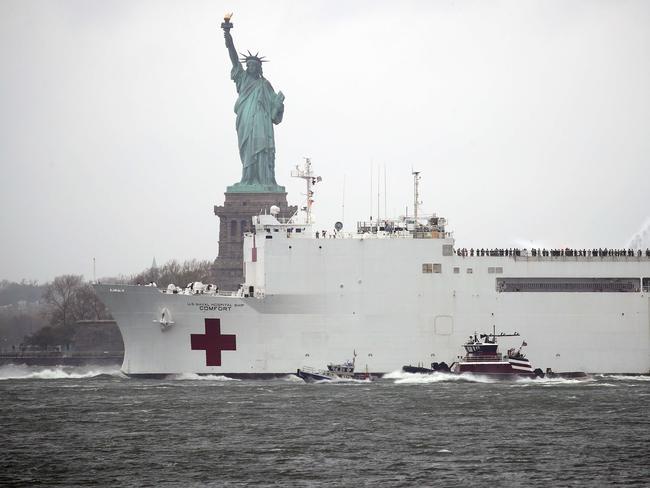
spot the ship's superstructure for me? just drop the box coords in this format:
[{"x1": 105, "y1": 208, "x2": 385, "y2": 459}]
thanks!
[{"x1": 95, "y1": 160, "x2": 650, "y2": 377}]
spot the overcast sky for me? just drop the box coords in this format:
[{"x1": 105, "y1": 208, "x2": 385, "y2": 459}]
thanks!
[{"x1": 1, "y1": 0, "x2": 649, "y2": 283}]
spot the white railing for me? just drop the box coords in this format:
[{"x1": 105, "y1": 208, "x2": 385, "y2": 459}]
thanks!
[{"x1": 463, "y1": 355, "x2": 503, "y2": 362}]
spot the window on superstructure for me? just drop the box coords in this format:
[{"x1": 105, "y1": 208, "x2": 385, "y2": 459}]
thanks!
[
  {"x1": 467, "y1": 268, "x2": 473, "y2": 274},
  {"x1": 496, "y1": 277, "x2": 641, "y2": 292},
  {"x1": 496, "y1": 267, "x2": 503, "y2": 274},
  {"x1": 453, "y1": 267, "x2": 460, "y2": 274},
  {"x1": 643, "y1": 278, "x2": 649, "y2": 292},
  {"x1": 432, "y1": 263, "x2": 442, "y2": 273},
  {"x1": 422, "y1": 264, "x2": 433, "y2": 273},
  {"x1": 488, "y1": 267, "x2": 495, "y2": 274}
]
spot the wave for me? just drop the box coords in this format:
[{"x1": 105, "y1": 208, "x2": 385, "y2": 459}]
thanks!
[
  {"x1": 0, "y1": 364, "x2": 124, "y2": 380},
  {"x1": 167, "y1": 372, "x2": 240, "y2": 381},
  {"x1": 596, "y1": 374, "x2": 650, "y2": 382},
  {"x1": 282, "y1": 374, "x2": 305, "y2": 383}
]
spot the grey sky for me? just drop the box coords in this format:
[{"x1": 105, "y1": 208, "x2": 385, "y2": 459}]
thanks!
[{"x1": 1, "y1": 0, "x2": 649, "y2": 283}]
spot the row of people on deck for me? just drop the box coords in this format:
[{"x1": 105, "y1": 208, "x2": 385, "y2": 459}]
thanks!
[{"x1": 455, "y1": 248, "x2": 650, "y2": 258}]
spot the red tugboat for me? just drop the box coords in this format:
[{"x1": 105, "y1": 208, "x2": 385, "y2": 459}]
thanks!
[
  {"x1": 451, "y1": 330, "x2": 542, "y2": 378},
  {"x1": 402, "y1": 329, "x2": 588, "y2": 379}
]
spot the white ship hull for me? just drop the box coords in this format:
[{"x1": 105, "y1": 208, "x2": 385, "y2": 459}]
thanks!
[{"x1": 96, "y1": 235, "x2": 650, "y2": 376}]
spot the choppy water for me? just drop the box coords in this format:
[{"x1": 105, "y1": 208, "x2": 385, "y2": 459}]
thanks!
[{"x1": 1, "y1": 365, "x2": 649, "y2": 487}]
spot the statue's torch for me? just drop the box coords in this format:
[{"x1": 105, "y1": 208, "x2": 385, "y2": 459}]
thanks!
[{"x1": 221, "y1": 12, "x2": 233, "y2": 31}]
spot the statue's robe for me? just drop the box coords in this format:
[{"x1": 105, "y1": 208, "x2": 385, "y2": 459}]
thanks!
[{"x1": 231, "y1": 63, "x2": 284, "y2": 186}]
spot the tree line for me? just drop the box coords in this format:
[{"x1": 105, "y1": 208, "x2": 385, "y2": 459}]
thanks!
[{"x1": 0, "y1": 259, "x2": 214, "y2": 351}]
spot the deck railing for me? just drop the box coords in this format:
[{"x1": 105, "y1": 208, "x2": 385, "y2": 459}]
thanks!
[{"x1": 463, "y1": 355, "x2": 503, "y2": 362}]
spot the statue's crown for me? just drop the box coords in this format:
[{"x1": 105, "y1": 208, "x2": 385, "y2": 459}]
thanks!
[{"x1": 239, "y1": 50, "x2": 268, "y2": 64}]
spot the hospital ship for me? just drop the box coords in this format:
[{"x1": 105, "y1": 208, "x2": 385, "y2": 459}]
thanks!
[{"x1": 95, "y1": 161, "x2": 650, "y2": 377}]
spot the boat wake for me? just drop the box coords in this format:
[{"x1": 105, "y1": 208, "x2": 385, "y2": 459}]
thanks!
[
  {"x1": 0, "y1": 364, "x2": 124, "y2": 380},
  {"x1": 386, "y1": 370, "x2": 601, "y2": 386},
  {"x1": 511, "y1": 376, "x2": 594, "y2": 386},
  {"x1": 385, "y1": 370, "x2": 496, "y2": 384}
]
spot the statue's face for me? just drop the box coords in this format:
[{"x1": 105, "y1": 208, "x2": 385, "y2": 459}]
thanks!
[{"x1": 246, "y1": 60, "x2": 261, "y2": 77}]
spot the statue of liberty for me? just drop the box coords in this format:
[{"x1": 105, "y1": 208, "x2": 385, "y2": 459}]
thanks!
[{"x1": 222, "y1": 15, "x2": 285, "y2": 192}]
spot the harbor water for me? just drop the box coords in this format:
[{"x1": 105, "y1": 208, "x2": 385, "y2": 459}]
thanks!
[{"x1": 1, "y1": 365, "x2": 649, "y2": 487}]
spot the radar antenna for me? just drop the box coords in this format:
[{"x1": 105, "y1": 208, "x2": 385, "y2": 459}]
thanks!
[{"x1": 291, "y1": 158, "x2": 322, "y2": 224}]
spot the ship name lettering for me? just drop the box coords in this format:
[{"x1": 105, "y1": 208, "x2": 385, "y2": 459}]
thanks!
[{"x1": 196, "y1": 303, "x2": 232, "y2": 312}]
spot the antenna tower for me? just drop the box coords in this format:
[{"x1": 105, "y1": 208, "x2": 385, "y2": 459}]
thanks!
[
  {"x1": 291, "y1": 158, "x2": 321, "y2": 224},
  {"x1": 412, "y1": 170, "x2": 421, "y2": 227}
]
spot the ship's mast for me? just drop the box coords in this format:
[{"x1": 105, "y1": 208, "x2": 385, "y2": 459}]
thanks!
[
  {"x1": 412, "y1": 170, "x2": 421, "y2": 227},
  {"x1": 377, "y1": 165, "x2": 380, "y2": 228},
  {"x1": 291, "y1": 158, "x2": 321, "y2": 224}
]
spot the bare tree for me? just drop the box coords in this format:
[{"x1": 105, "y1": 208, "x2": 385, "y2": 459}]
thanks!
[
  {"x1": 28, "y1": 275, "x2": 110, "y2": 348},
  {"x1": 42, "y1": 275, "x2": 84, "y2": 327},
  {"x1": 72, "y1": 284, "x2": 111, "y2": 321}
]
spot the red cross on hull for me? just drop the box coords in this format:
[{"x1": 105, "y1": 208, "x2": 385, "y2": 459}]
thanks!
[{"x1": 191, "y1": 318, "x2": 236, "y2": 366}]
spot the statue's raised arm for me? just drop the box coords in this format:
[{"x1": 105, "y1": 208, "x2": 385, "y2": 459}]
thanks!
[
  {"x1": 223, "y1": 29, "x2": 238, "y2": 68},
  {"x1": 221, "y1": 13, "x2": 238, "y2": 68}
]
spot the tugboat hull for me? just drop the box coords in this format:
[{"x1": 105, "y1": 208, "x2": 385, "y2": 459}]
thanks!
[
  {"x1": 296, "y1": 368, "x2": 336, "y2": 382},
  {"x1": 402, "y1": 365, "x2": 437, "y2": 374},
  {"x1": 296, "y1": 368, "x2": 372, "y2": 382},
  {"x1": 455, "y1": 361, "x2": 538, "y2": 378}
]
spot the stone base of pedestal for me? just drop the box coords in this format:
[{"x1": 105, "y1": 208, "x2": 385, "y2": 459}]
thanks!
[{"x1": 213, "y1": 191, "x2": 296, "y2": 291}]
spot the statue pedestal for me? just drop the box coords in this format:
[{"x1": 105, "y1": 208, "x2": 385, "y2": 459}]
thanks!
[{"x1": 213, "y1": 191, "x2": 297, "y2": 291}]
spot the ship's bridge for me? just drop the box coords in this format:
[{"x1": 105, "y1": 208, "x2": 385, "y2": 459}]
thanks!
[
  {"x1": 251, "y1": 213, "x2": 321, "y2": 240},
  {"x1": 250, "y1": 213, "x2": 454, "y2": 241},
  {"x1": 355, "y1": 214, "x2": 452, "y2": 240}
]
